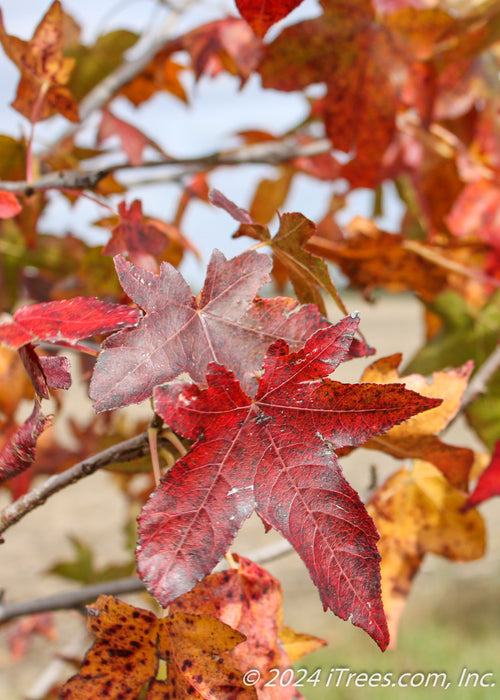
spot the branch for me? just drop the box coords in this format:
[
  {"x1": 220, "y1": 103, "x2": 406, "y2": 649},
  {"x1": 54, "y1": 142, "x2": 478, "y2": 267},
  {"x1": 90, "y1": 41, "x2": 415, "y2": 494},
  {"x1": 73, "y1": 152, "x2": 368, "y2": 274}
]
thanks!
[
  {"x1": 50, "y1": 1, "x2": 196, "y2": 146},
  {"x1": 0, "y1": 139, "x2": 333, "y2": 194},
  {"x1": 0, "y1": 431, "x2": 152, "y2": 540},
  {"x1": 0, "y1": 539, "x2": 293, "y2": 624},
  {"x1": 461, "y1": 343, "x2": 500, "y2": 408}
]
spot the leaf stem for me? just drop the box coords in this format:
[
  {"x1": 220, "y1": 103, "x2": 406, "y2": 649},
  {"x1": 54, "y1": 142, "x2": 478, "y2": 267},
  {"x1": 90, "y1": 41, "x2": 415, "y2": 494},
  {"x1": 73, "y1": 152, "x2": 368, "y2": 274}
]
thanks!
[{"x1": 26, "y1": 82, "x2": 49, "y2": 184}]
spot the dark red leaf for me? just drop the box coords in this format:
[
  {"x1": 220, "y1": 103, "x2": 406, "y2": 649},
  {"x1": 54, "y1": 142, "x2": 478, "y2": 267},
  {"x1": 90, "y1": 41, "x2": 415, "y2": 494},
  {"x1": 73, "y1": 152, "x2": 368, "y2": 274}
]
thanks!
[
  {"x1": 0, "y1": 298, "x2": 141, "y2": 350},
  {"x1": 209, "y1": 189, "x2": 254, "y2": 224},
  {"x1": 18, "y1": 345, "x2": 71, "y2": 398},
  {"x1": 102, "y1": 200, "x2": 168, "y2": 269},
  {"x1": 90, "y1": 250, "x2": 326, "y2": 412},
  {"x1": 0, "y1": 402, "x2": 51, "y2": 485},
  {"x1": 236, "y1": 0, "x2": 306, "y2": 37},
  {"x1": 138, "y1": 315, "x2": 441, "y2": 649},
  {"x1": 464, "y1": 440, "x2": 500, "y2": 510}
]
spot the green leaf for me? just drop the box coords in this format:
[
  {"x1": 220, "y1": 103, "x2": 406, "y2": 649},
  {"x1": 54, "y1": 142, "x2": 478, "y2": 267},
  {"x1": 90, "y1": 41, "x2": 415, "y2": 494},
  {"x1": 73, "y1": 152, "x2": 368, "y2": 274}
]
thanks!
[
  {"x1": 48, "y1": 536, "x2": 135, "y2": 584},
  {"x1": 405, "y1": 291, "x2": 500, "y2": 377}
]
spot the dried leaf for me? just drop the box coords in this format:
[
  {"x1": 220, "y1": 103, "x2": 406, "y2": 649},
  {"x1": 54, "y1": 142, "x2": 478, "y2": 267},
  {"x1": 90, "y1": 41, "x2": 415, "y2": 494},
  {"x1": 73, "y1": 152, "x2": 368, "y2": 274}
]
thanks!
[
  {"x1": 368, "y1": 460, "x2": 486, "y2": 646},
  {"x1": 0, "y1": 401, "x2": 52, "y2": 485},
  {"x1": 0, "y1": 1, "x2": 79, "y2": 122}
]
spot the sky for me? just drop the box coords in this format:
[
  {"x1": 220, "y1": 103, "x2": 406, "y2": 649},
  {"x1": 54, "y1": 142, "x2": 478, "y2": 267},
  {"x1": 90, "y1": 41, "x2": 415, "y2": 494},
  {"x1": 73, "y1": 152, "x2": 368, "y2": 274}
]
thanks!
[{"x1": 0, "y1": 0, "x2": 401, "y2": 285}]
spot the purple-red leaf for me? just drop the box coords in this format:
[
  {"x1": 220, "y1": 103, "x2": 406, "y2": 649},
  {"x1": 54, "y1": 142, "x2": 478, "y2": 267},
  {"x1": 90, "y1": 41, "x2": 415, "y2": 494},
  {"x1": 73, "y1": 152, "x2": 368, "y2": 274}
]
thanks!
[
  {"x1": 0, "y1": 298, "x2": 141, "y2": 351},
  {"x1": 90, "y1": 250, "x2": 327, "y2": 412},
  {"x1": 0, "y1": 402, "x2": 51, "y2": 485},
  {"x1": 138, "y1": 315, "x2": 441, "y2": 649},
  {"x1": 19, "y1": 345, "x2": 72, "y2": 399}
]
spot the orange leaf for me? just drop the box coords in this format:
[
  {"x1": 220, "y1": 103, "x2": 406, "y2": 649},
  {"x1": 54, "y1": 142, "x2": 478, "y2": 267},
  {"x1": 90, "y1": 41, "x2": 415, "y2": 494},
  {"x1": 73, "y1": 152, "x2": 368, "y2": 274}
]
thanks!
[
  {"x1": 60, "y1": 596, "x2": 252, "y2": 700},
  {"x1": 170, "y1": 556, "x2": 325, "y2": 697},
  {"x1": 0, "y1": 1, "x2": 79, "y2": 122},
  {"x1": 368, "y1": 460, "x2": 486, "y2": 647},
  {"x1": 359, "y1": 354, "x2": 474, "y2": 488}
]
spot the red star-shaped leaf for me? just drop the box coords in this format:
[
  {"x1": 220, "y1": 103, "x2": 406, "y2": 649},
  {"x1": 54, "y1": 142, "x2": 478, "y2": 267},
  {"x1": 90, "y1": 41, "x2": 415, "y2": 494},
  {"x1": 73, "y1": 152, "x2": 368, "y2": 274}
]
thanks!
[{"x1": 137, "y1": 315, "x2": 441, "y2": 649}]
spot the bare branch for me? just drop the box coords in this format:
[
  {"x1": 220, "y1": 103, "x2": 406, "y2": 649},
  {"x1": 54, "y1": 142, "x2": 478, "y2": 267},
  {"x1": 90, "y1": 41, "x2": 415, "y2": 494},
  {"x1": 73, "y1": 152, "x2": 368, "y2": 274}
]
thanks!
[
  {"x1": 461, "y1": 343, "x2": 500, "y2": 408},
  {"x1": 0, "y1": 577, "x2": 142, "y2": 624},
  {"x1": 0, "y1": 539, "x2": 293, "y2": 624},
  {"x1": 52, "y1": 1, "x2": 197, "y2": 144},
  {"x1": 0, "y1": 431, "x2": 152, "y2": 539},
  {"x1": 0, "y1": 138, "x2": 333, "y2": 194}
]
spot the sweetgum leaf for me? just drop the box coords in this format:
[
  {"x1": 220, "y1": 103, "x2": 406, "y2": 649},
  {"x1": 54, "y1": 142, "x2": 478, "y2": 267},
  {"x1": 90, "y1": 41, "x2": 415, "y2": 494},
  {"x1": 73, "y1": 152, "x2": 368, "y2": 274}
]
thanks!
[
  {"x1": 368, "y1": 460, "x2": 485, "y2": 646},
  {"x1": 357, "y1": 354, "x2": 474, "y2": 489},
  {"x1": 101, "y1": 200, "x2": 168, "y2": 270},
  {"x1": 0, "y1": 298, "x2": 141, "y2": 351},
  {"x1": 211, "y1": 190, "x2": 346, "y2": 314},
  {"x1": 236, "y1": 0, "x2": 306, "y2": 37},
  {"x1": 60, "y1": 596, "x2": 160, "y2": 699},
  {"x1": 0, "y1": 1, "x2": 79, "y2": 122},
  {"x1": 19, "y1": 345, "x2": 71, "y2": 399},
  {"x1": 138, "y1": 315, "x2": 440, "y2": 649},
  {"x1": 170, "y1": 555, "x2": 325, "y2": 698},
  {"x1": 90, "y1": 250, "x2": 327, "y2": 411},
  {"x1": 61, "y1": 594, "x2": 251, "y2": 700}
]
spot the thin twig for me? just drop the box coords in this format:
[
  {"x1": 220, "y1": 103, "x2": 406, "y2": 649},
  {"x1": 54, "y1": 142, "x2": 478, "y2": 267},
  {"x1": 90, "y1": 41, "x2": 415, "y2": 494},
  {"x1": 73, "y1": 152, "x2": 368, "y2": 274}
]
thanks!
[
  {"x1": 49, "y1": 3, "x2": 194, "y2": 147},
  {"x1": 461, "y1": 343, "x2": 500, "y2": 408},
  {"x1": 0, "y1": 539, "x2": 293, "y2": 624},
  {"x1": 0, "y1": 431, "x2": 152, "y2": 539},
  {"x1": 0, "y1": 139, "x2": 333, "y2": 195}
]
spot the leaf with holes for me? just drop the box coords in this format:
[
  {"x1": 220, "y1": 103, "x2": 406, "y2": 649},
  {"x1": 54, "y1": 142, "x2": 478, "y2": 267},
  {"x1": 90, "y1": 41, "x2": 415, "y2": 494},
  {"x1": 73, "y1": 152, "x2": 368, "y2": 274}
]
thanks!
[
  {"x1": 90, "y1": 250, "x2": 331, "y2": 412},
  {"x1": 137, "y1": 315, "x2": 441, "y2": 649}
]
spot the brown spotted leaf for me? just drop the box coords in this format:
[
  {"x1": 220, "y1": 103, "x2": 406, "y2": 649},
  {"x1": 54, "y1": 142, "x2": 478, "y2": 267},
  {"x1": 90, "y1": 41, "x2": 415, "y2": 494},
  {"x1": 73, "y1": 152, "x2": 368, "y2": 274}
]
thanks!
[
  {"x1": 158, "y1": 612, "x2": 252, "y2": 700},
  {"x1": 60, "y1": 596, "x2": 251, "y2": 700},
  {"x1": 170, "y1": 555, "x2": 325, "y2": 699}
]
